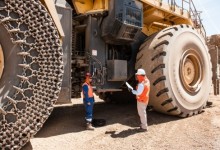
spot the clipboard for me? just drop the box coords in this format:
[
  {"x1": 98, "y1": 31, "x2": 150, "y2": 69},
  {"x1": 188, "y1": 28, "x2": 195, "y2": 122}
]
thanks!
[{"x1": 126, "y1": 82, "x2": 133, "y2": 90}]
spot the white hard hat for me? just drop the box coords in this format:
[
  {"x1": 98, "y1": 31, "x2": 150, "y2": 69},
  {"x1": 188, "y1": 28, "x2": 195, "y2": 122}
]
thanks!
[{"x1": 135, "y1": 69, "x2": 146, "y2": 75}]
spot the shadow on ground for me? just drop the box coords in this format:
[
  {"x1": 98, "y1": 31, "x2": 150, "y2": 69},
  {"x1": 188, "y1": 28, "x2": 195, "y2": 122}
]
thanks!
[
  {"x1": 32, "y1": 100, "x2": 180, "y2": 138},
  {"x1": 21, "y1": 95, "x2": 219, "y2": 149},
  {"x1": 21, "y1": 100, "x2": 182, "y2": 149}
]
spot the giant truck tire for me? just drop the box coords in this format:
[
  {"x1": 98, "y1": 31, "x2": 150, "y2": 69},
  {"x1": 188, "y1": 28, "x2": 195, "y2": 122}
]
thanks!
[
  {"x1": 0, "y1": 0, "x2": 63, "y2": 149},
  {"x1": 136, "y1": 24, "x2": 212, "y2": 117}
]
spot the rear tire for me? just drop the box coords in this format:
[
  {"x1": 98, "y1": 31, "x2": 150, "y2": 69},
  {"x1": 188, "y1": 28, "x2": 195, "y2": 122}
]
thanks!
[{"x1": 136, "y1": 24, "x2": 212, "y2": 117}]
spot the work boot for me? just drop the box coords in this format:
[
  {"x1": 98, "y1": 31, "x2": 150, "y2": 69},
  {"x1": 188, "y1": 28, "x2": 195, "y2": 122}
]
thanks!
[
  {"x1": 138, "y1": 124, "x2": 148, "y2": 132},
  {"x1": 137, "y1": 127, "x2": 148, "y2": 132},
  {"x1": 86, "y1": 122, "x2": 95, "y2": 130}
]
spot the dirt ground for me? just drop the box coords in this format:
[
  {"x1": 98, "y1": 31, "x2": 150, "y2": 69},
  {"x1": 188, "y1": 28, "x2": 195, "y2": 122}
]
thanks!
[{"x1": 22, "y1": 94, "x2": 220, "y2": 150}]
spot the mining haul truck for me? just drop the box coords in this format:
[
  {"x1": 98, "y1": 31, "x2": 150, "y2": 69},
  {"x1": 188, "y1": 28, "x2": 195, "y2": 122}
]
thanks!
[{"x1": 0, "y1": 0, "x2": 218, "y2": 149}]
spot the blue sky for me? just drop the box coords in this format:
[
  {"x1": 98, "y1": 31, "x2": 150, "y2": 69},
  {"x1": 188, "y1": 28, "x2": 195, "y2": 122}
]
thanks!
[{"x1": 193, "y1": 0, "x2": 220, "y2": 36}]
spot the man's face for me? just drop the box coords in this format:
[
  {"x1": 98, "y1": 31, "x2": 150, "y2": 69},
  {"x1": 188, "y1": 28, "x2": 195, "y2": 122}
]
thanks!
[
  {"x1": 136, "y1": 75, "x2": 144, "y2": 82},
  {"x1": 85, "y1": 76, "x2": 92, "y2": 83},
  {"x1": 136, "y1": 75, "x2": 142, "y2": 79}
]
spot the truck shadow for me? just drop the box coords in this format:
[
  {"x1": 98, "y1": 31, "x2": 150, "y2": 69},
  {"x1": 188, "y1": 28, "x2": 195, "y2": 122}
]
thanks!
[{"x1": 34, "y1": 100, "x2": 180, "y2": 138}]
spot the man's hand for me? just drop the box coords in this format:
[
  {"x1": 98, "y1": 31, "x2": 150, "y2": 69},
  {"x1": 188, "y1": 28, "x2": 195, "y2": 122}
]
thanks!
[{"x1": 128, "y1": 87, "x2": 132, "y2": 92}]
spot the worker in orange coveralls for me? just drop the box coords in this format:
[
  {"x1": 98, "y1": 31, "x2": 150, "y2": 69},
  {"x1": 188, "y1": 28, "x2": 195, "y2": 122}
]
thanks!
[{"x1": 82, "y1": 73, "x2": 95, "y2": 130}]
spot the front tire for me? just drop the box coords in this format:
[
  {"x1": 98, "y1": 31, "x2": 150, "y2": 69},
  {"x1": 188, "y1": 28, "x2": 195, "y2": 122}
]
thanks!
[
  {"x1": 136, "y1": 24, "x2": 212, "y2": 117},
  {"x1": 0, "y1": 0, "x2": 63, "y2": 148}
]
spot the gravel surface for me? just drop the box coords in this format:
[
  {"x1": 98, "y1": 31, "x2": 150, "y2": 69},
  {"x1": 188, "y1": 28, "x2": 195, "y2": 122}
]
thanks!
[{"x1": 22, "y1": 94, "x2": 220, "y2": 150}]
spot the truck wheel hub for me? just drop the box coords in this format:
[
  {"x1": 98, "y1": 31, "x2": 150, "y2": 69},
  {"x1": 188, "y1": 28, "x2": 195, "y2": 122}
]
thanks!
[
  {"x1": 180, "y1": 49, "x2": 202, "y2": 93},
  {"x1": 183, "y1": 58, "x2": 195, "y2": 84}
]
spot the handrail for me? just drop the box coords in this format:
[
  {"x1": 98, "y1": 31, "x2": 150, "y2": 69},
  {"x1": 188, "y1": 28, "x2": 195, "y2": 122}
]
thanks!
[
  {"x1": 159, "y1": 0, "x2": 206, "y2": 38},
  {"x1": 189, "y1": 0, "x2": 206, "y2": 38}
]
